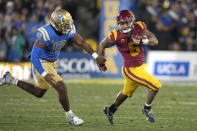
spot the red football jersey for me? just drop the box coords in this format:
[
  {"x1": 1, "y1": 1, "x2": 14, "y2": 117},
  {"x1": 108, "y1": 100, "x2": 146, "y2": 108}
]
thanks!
[{"x1": 109, "y1": 21, "x2": 146, "y2": 67}]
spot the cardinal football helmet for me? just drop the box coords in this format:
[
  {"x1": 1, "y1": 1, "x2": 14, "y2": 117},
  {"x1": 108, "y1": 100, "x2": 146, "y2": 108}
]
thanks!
[
  {"x1": 117, "y1": 10, "x2": 135, "y2": 33},
  {"x1": 50, "y1": 9, "x2": 74, "y2": 34}
]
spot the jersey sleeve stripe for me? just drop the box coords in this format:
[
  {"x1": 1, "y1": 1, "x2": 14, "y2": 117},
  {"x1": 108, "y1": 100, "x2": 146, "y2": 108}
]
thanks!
[
  {"x1": 112, "y1": 30, "x2": 117, "y2": 41},
  {"x1": 137, "y1": 22, "x2": 145, "y2": 30},
  {"x1": 39, "y1": 27, "x2": 50, "y2": 41}
]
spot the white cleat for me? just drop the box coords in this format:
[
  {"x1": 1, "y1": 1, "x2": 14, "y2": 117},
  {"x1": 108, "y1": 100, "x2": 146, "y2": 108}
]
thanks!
[
  {"x1": 0, "y1": 78, "x2": 5, "y2": 86},
  {"x1": 66, "y1": 110, "x2": 84, "y2": 126},
  {"x1": 2, "y1": 71, "x2": 17, "y2": 85},
  {"x1": 68, "y1": 116, "x2": 84, "y2": 126}
]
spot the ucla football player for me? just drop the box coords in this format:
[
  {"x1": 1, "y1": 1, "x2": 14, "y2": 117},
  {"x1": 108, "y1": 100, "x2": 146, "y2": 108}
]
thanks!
[
  {"x1": 98, "y1": 10, "x2": 162, "y2": 125},
  {"x1": 0, "y1": 9, "x2": 106, "y2": 126}
]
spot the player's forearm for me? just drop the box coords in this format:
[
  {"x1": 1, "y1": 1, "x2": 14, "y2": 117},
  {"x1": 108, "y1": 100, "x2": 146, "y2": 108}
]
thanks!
[
  {"x1": 146, "y1": 31, "x2": 158, "y2": 46},
  {"x1": 98, "y1": 44, "x2": 105, "y2": 57},
  {"x1": 148, "y1": 36, "x2": 158, "y2": 46},
  {"x1": 73, "y1": 33, "x2": 96, "y2": 55},
  {"x1": 80, "y1": 43, "x2": 95, "y2": 55},
  {"x1": 77, "y1": 41, "x2": 100, "y2": 60},
  {"x1": 31, "y1": 46, "x2": 47, "y2": 77}
]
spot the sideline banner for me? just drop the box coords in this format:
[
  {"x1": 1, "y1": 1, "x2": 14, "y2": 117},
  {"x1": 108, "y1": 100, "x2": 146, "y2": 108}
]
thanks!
[
  {"x1": 0, "y1": 62, "x2": 31, "y2": 80},
  {"x1": 99, "y1": 0, "x2": 132, "y2": 78},
  {"x1": 57, "y1": 52, "x2": 102, "y2": 79},
  {"x1": 147, "y1": 51, "x2": 197, "y2": 82}
]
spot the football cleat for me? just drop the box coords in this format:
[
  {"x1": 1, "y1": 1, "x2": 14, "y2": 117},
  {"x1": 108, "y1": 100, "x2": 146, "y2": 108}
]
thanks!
[
  {"x1": 2, "y1": 71, "x2": 17, "y2": 85},
  {"x1": 104, "y1": 107, "x2": 114, "y2": 125},
  {"x1": 66, "y1": 111, "x2": 84, "y2": 126},
  {"x1": 142, "y1": 106, "x2": 155, "y2": 123},
  {"x1": 0, "y1": 78, "x2": 5, "y2": 86},
  {"x1": 68, "y1": 116, "x2": 84, "y2": 126}
]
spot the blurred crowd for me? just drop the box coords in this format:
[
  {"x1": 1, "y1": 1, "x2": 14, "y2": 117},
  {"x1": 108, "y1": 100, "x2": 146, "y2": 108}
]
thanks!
[
  {"x1": 0, "y1": 0, "x2": 99, "y2": 62},
  {"x1": 0, "y1": 0, "x2": 196, "y2": 62},
  {"x1": 135, "y1": 0, "x2": 197, "y2": 51}
]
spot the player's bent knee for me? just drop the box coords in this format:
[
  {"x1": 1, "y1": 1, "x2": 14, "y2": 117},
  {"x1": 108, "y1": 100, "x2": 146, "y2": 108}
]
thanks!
[
  {"x1": 153, "y1": 81, "x2": 162, "y2": 91},
  {"x1": 34, "y1": 88, "x2": 47, "y2": 98},
  {"x1": 122, "y1": 90, "x2": 134, "y2": 97},
  {"x1": 153, "y1": 88, "x2": 159, "y2": 92},
  {"x1": 157, "y1": 82, "x2": 162, "y2": 89},
  {"x1": 35, "y1": 93, "x2": 44, "y2": 98}
]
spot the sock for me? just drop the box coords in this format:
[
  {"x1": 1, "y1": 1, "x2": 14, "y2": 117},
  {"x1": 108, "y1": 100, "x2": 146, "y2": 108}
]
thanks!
[
  {"x1": 144, "y1": 104, "x2": 151, "y2": 110},
  {"x1": 145, "y1": 103, "x2": 151, "y2": 107},
  {"x1": 109, "y1": 104, "x2": 118, "y2": 113}
]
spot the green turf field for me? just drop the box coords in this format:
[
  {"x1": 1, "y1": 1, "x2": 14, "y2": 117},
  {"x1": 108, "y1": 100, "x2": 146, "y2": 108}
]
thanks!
[{"x1": 0, "y1": 79, "x2": 197, "y2": 131}]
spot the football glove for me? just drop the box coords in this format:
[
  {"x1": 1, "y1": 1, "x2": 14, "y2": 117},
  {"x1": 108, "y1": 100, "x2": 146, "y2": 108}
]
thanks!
[{"x1": 98, "y1": 64, "x2": 107, "y2": 72}]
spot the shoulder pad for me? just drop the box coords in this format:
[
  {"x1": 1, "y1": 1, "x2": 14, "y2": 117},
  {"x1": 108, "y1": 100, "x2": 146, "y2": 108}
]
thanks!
[
  {"x1": 108, "y1": 30, "x2": 118, "y2": 41},
  {"x1": 38, "y1": 27, "x2": 50, "y2": 41},
  {"x1": 136, "y1": 21, "x2": 146, "y2": 31}
]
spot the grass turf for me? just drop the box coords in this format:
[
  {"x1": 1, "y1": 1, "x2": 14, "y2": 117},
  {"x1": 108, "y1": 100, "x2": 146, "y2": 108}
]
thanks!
[{"x1": 0, "y1": 79, "x2": 197, "y2": 131}]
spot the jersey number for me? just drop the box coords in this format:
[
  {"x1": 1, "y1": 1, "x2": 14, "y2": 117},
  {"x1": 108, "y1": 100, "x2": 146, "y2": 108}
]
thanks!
[
  {"x1": 52, "y1": 40, "x2": 66, "y2": 52},
  {"x1": 128, "y1": 41, "x2": 140, "y2": 56}
]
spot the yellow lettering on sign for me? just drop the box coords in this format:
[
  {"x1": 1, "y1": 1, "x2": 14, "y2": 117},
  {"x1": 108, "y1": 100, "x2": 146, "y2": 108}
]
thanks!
[
  {"x1": 104, "y1": 20, "x2": 116, "y2": 36},
  {"x1": 105, "y1": 48, "x2": 117, "y2": 55},
  {"x1": 105, "y1": 1, "x2": 119, "y2": 17},
  {"x1": 103, "y1": 0, "x2": 119, "y2": 74},
  {"x1": 106, "y1": 56, "x2": 118, "y2": 74}
]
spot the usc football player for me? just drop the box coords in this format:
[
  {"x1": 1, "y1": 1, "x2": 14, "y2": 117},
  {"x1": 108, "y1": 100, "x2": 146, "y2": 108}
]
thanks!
[
  {"x1": 0, "y1": 9, "x2": 106, "y2": 126},
  {"x1": 99, "y1": 10, "x2": 162, "y2": 125}
]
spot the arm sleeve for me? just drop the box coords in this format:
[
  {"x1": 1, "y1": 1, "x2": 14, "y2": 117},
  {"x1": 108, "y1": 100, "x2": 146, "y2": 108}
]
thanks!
[{"x1": 30, "y1": 46, "x2": 45, "y2": 75}]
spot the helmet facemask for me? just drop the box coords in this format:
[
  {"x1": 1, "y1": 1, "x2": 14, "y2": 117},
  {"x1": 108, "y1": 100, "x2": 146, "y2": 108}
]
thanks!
[
  {"x1": 117, "y1": 10, "x2": 135, "y2": 33},
  {"x1": 117, "y1": 17, "x2": 135, "y2": 33},
  {"x1": 61, "y1": 20, "x2": 73, "y2": 34}
]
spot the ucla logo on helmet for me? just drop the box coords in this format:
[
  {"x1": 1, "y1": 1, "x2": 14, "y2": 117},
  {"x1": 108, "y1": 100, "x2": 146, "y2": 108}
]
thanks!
[{"x1": 54, "y1": 13, "x2": 64, "y2": 22}]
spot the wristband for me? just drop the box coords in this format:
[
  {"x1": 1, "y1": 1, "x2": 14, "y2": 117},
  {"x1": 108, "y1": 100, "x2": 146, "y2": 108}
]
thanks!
[
  {"x1": 92, "y1": 52, "x2": 99, "y2": 59},
  {"x1": 41, "y1": 71, "x2": 47, "y2": 77},
  {"x1": 142, "y1": 39, "x2": 149, "y2": 45}
]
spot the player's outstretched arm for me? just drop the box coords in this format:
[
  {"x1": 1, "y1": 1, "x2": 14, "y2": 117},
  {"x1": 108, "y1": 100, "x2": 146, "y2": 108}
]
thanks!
[
  {"x1": 144, "y1": 29, "x2": 158, "y2": 46},
  {"x1": 97, "y1": 37, "x2": 116, "y2": 71},
  {"x1": 72, "y1": 33, "x2": 106, "y2": 65},
  {"x1": 98, "y1": 36, "x2": 116, "y2": 57}
]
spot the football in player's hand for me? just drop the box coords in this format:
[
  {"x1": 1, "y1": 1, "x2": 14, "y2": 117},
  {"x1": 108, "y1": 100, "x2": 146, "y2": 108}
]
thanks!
[
  {"x1": 132, "y1": 34, "x2": 147, "y2": 45},
  {"x1": 132, "y1": 35, "x2": 141, "y2": 44}
]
